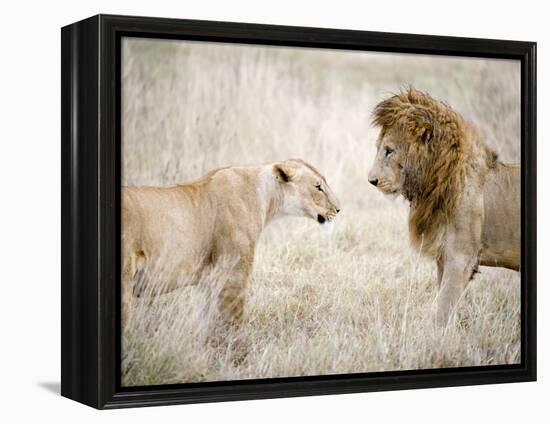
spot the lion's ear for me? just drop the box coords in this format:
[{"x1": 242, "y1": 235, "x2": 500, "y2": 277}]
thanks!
[
  {"x1": 410, "y1": 109, "x2": 434, "y2": 144},
  {"x1": 274, "y1": 163, "x2": 295, "y2": 183},
  {"x1": 419, "y1": 124, "x2": 433, "y2": 144}
]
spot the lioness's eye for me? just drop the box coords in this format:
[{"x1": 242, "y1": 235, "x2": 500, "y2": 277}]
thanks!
[
  {"x1": 316, "y1": 184, "x2": 324, "y2": 192},
  {"x1": 384, "y1": 147, "x2": 394, "y2": 157}
]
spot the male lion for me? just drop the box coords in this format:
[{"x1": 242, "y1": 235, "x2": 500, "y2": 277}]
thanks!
[
  {"x1": 368, "y1": 88, "x2": 520, "y2": 326},
  {"x1": 122, "y1": 159, "x2": 340, "y2": 331}
]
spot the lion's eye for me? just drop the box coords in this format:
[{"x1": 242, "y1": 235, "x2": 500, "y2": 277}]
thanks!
[
  {"x1": 384, "y1": 147, "x2": 394, "y2": 157},
  {"x1": 316, "y1": 184, "x2": 324, "y2": 192}
]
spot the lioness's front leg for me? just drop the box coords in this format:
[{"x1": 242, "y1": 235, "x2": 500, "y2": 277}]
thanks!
[
  {"x1": 211, "y1": 239, "x2": 255, "y2": 363},
  {"x1": 213, "y1": 258, "x2": 252, "y2": 364},
  {"x1": 211, "y1": 234, "x2": 255, "y2": 327},
  {"x1": 218, "y1": 258, "x2": 253, "y2": 327}
]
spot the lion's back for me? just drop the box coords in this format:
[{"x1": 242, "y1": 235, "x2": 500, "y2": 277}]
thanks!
[{"x1": 480, "y1": 163, "x2": 520, "y2": 270}]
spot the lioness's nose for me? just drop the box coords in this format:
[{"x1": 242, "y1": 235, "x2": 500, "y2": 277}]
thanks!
[
  {"x1": 336, "y1": 208, "x2": 341, "y2": 213},
  {"x1": 369, "y1": 179, "x2": 379, "y2": 186}
]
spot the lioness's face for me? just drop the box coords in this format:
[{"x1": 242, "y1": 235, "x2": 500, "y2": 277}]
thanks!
[
  {"x1": 274, "y1": 160, "x2": 341, "y2": 226},
  {"x1": 368, "y1": 129, "x2": 405, "y2": 196}
]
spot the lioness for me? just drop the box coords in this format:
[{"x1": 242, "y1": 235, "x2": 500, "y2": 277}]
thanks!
[
  {"x1": 122, "y1": 159, "x2": 340, "y2": 330},
  {"x1": 368, "y1": 88, "x2": 520, "y2": 326}
]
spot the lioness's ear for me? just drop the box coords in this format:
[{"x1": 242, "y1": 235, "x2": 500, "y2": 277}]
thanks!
[{"x1": 274, "y1": 163, "x2": 295, "y2": 183}]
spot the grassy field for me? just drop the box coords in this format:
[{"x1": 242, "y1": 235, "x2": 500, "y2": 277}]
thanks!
[{"x1": 121, "y1": 38, "x2": 521, "y2": 386}]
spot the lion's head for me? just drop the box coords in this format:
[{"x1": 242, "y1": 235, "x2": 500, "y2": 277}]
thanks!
[
  {"x1": 273, "y1": 159, "x2": 340, "y2": 228},
  {"x1": 368, "y1": 88, "x2": 497, "y2": 254},
  {"x1": 367, "y1": 125, "x2": 410, "y2": 197}
]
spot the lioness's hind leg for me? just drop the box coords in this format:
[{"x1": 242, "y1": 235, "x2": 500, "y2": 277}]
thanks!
[{"x1": 122, "y1": 253, "x2": 138, "y2": 331}]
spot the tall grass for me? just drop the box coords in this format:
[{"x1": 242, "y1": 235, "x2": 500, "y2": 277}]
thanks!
[{"x1": 121, "y1": 38, "x2": 521, "y2": 386}]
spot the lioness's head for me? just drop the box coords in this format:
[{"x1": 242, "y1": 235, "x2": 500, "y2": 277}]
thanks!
[{"x1": 273, "y1": 159, "x2": 340, "y2": 227}]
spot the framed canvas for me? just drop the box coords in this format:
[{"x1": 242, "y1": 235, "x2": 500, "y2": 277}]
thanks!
[{"x1": 61, "y1": 14, "x2": 537, "y2": 409}]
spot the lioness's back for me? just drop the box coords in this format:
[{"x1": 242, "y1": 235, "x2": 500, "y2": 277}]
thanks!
[{"x1": 122, "y1": 184, "x2": 216, "y2": 260}]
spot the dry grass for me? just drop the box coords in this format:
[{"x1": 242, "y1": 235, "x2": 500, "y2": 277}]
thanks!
[{"x1": 121, "y1": 38, "x2": 521, "y2": 386}]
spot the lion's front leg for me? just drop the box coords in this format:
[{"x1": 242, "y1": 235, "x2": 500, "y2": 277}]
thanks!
[
  {"x1": 435, "y1": 194, "x2": 483, "y2": 326},
  {"x1": 436, "y1": 256, "x2": 444, "y2": 289},
  {"x1": 436, "y1": 253, "x2": 478, "y2": 327}
]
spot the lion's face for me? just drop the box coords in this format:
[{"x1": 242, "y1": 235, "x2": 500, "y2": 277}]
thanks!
[
  {"x1": 368, "y1": 129, "x2": 407, "y2": 196},
  {"x1": 274, "y1": 159, "x2": 341, "y2": 227}
]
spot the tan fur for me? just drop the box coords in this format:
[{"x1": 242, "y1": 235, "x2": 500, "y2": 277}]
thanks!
[
  {"x1": 368, "y1": 88, "x2": 520, "y2": 325},
  {"x1": 122, "y1": 159, "x2": 340, "y2": 331}
]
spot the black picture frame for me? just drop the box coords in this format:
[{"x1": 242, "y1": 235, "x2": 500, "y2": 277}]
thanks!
[{"x1": 61, "y1": 14, "x2": 537, "y2": 409}]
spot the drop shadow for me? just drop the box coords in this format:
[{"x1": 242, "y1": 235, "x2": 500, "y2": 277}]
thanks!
[{"x1": 37, "y1": 381, "x2": 60, "y2": 395}]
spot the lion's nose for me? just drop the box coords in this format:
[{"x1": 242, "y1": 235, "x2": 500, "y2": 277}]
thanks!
[
  {"x1": 336, "y1": 208, "x2": 341, "y2": 213},
  {"x1": 369, "y1": 179, "x2": 379, "y2": 187}
]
